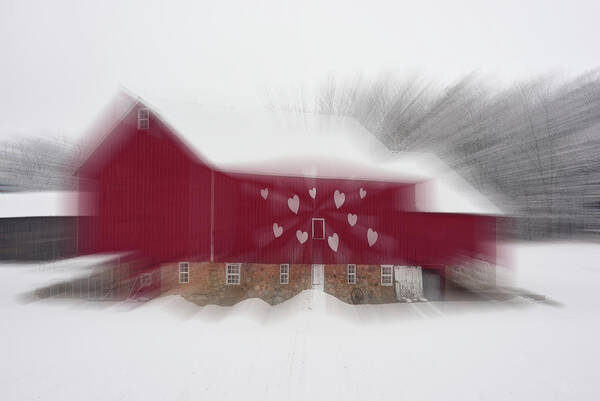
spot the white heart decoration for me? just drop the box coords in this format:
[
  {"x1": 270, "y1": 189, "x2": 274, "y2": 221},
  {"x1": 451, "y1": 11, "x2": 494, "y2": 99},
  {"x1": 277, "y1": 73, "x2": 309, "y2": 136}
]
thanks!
[
  {"x1": 367, "y1": 228, "x2": 378, "y2": 247},
  {"x1": 260, "y1": 188, "x2": 268, "y2": 199},
  {"x1": 360, "y1": 188, "x2": 367, "y2": 199},
  {"x1": 309, "y1": 187, "x2": 316, "y2": 199},
  {"x1": 328, "y1": 233, "x2": 339, "y2": 252},
  {"x1": 347, "y1": 213, "x2": 357, "y2": 226},
  {"x1": 296, "y1": 230, "x2": 308, "y2": 244},
  {"x1": 334, "y1": 190, "x2": 345, "y2": 209},
  {"x1": 273, "y1": 223, "x2": 283, "y2": 238},
  {"x1": 288, "y1": 194, "x2": 299, "y2": 214}
]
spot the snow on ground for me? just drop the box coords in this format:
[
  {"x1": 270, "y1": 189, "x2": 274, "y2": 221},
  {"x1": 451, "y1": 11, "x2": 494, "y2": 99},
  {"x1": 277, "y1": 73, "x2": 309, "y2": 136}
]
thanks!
[{"x1": 1, "y1": 242, "x2": 600, "y2": 401}]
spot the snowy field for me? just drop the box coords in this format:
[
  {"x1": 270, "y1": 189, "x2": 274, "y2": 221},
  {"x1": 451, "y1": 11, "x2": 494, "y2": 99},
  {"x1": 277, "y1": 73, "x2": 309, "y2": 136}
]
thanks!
[{"x1": 1, "y1": 242, "x2": 600, "y2": 401}]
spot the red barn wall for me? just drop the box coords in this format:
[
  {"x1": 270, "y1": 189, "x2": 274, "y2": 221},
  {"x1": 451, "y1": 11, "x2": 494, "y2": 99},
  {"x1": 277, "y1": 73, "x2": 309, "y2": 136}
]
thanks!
[
  {"x1": 77, "y1": 104, "x2": 212, "y2": 265},
  {"x1": 77, "y1": 102, "x2": 496, "y2": 276},
  {"x1": 211, "y1": 171, "x2": 496, "y2": 267}
]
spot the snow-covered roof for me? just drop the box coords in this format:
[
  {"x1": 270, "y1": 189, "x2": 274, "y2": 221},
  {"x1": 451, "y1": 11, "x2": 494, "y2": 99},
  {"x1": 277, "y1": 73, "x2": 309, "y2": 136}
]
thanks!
[
  {"x1": 0, "y1": 191, "x2": 79, "y2": 218},
  {"x1": 146, "y1": 99, "x2": 393, "y2": 176},
  {"x1": 85, "y1": 90, "x2": 502, "y2": 215},
  {"x1": 380, "y1": 152, "x2": 503, "y2": 215}
]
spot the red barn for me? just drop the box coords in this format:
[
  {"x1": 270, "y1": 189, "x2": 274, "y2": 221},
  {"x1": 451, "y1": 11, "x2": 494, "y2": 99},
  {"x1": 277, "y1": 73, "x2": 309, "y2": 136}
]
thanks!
[{"x1": 76, "y1": 91, "x2": 500, "y2": 304}]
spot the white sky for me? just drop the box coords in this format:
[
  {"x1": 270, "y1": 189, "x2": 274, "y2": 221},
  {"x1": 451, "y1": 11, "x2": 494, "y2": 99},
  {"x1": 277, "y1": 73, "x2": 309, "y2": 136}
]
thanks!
[{"x1": 1, "y1": 0, "x2": 599, "y2": 141}]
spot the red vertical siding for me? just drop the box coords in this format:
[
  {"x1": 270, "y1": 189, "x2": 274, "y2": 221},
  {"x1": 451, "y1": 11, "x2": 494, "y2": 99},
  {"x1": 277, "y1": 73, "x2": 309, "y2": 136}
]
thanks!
[
  {"x1": 77, "y1": 100, "x2": 497, "y2": 273},
  {"x1": 77, "y1": 104, "x2": 212, "y2": 265},
  {"x1": 211, "y1": 172, "x2": 495, "y2": 265}
]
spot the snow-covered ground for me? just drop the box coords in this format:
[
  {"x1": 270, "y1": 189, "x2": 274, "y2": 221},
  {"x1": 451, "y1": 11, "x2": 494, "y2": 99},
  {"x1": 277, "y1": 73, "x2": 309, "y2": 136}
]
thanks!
[{"x1": 1, "y1": 242, "x2": 599, "y2": 401}]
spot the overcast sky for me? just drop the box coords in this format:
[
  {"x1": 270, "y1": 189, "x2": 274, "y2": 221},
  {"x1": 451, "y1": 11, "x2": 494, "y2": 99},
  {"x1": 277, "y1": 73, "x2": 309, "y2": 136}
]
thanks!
[{"x1": 1, "y1": 0, "x2": 599, "y2": 141}]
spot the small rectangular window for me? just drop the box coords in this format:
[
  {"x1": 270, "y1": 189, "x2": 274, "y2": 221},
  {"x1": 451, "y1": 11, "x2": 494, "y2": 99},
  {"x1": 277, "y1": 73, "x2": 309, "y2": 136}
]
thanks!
[
  {"x1": 381, "y1": 265, "x2": 393, "y2": 286},
  {"x1": 138, "y1": 108, "x2": 149, "y2": 130},
  {"x1": 280, "y1": 264, "x2": 289, "y2": 285},
  {"x1": 312, "y1": 218, "x2": 325, "y2": 240},
  {"x1": 140, "y1": 273, "x2": 152, "y2": 287},
  {"x1": 226, "y1": 263, "x2": 241, "y2": 285},
  {"x1": 179, "y1": 262, "x2": 189, "y2": 283},
  {"x1": 347, "y1": 264, "x2": 356, "y2": 284}
]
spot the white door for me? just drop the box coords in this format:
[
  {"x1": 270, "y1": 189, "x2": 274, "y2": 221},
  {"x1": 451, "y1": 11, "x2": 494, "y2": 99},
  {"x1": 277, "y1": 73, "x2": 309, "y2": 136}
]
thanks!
[
  {"x1": 312, "y1": 264, "x2": 324, "y2": 291},
  {"x1": 394, "y1": 265, "x2": 424, "y2": 301}
]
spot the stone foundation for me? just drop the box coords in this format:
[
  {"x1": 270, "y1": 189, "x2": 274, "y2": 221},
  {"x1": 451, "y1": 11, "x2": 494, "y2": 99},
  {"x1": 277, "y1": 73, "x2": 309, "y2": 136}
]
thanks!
[
  {"x1": 324, "y1": 264, "x2": 396, "y2": 304},
  {"x1": 160, "y1": 262, "x2": 398, "y2": 306},
  {"x1": 161, "y1": 262, "x2": 312, "y2": 306}
]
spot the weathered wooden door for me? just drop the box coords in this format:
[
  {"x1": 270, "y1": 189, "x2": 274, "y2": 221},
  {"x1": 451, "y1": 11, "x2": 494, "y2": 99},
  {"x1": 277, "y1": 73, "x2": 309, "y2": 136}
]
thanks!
[{"x1": 394, "y1": 265, "x2": 424, "y2": 301}]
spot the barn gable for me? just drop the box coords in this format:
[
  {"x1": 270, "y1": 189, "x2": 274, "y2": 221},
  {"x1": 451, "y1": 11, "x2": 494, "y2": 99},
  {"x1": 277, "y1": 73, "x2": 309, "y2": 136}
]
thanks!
[{"x1": 76, "y1": 94, "x2": 209, "y2": 180}]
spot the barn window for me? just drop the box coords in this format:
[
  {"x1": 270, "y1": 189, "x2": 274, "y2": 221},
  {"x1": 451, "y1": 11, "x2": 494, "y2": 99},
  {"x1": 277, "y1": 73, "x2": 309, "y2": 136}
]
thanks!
[
  {"x1": 140, "y1": 273, "x2": 152, "y2": 287},
  {"x1": 226, "y1": 263, "x2": 241, "y2": 285},
  {"x1": 312, "y1": 218, "x2": 325, "y2": 240},
  {"x1": 138, "y1": 108, "x2": 149, "y2": 130},
  {"x1": 347, "y1": 264, "x2": 356, "y2": 284},
  {"x1": 179, "y1": 262, "x2": 189, "y2": 283},
  {"x1": 280, "y1": 264, "x2": 289, "y2": 284},
  {"x1": 381, "y1": 265, "x2": 393, "y2": 286}
]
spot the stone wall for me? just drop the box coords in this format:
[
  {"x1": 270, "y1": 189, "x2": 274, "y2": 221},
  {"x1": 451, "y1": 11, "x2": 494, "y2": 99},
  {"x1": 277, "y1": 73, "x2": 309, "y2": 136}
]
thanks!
[
  {"x1": 161, "y1": 262, "x2": 312, "y2": 306},
  {"x1": 324, "y1": 264, "x2": 396, "y2": 304},
  {"x1": 161, "y1": 262, "x2": 397, "y2": 306}
]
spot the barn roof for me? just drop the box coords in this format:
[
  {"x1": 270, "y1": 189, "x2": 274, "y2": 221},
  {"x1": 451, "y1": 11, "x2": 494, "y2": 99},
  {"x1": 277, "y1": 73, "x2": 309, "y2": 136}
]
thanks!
[
  {"x1": 86, "y1": 90, "x2": 503, "y2": 215},
  {"x1": 0, "y1": 191, "x2": 89, "y2": 218}
]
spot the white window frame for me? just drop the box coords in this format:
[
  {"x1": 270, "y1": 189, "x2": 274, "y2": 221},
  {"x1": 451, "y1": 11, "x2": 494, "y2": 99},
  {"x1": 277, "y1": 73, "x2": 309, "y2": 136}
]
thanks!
[
  {"x1": 226, "y1": 263, "x2": 241, "y2": 285},
  {"x1": 381, "y1": 265, "x2": 393, "y2": 286},
  {"x1": 138, "y1": 108, "x2": 149, "y2": 130},
  {"x1": 280, "y1": 264, "x2": 289, "y2": 285},
  {"x1": 311, "y1": 218, "x2": 325, "y2": 240},
  {"x1": 140, "y1": 273, "x2": 152, "y2": 287},
  {"x1": 347, "y1": 264, "x2": 356, "y2": 284},
  {"x1": 178, "y1": 262, "x2": 189, "y2": 284}
]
